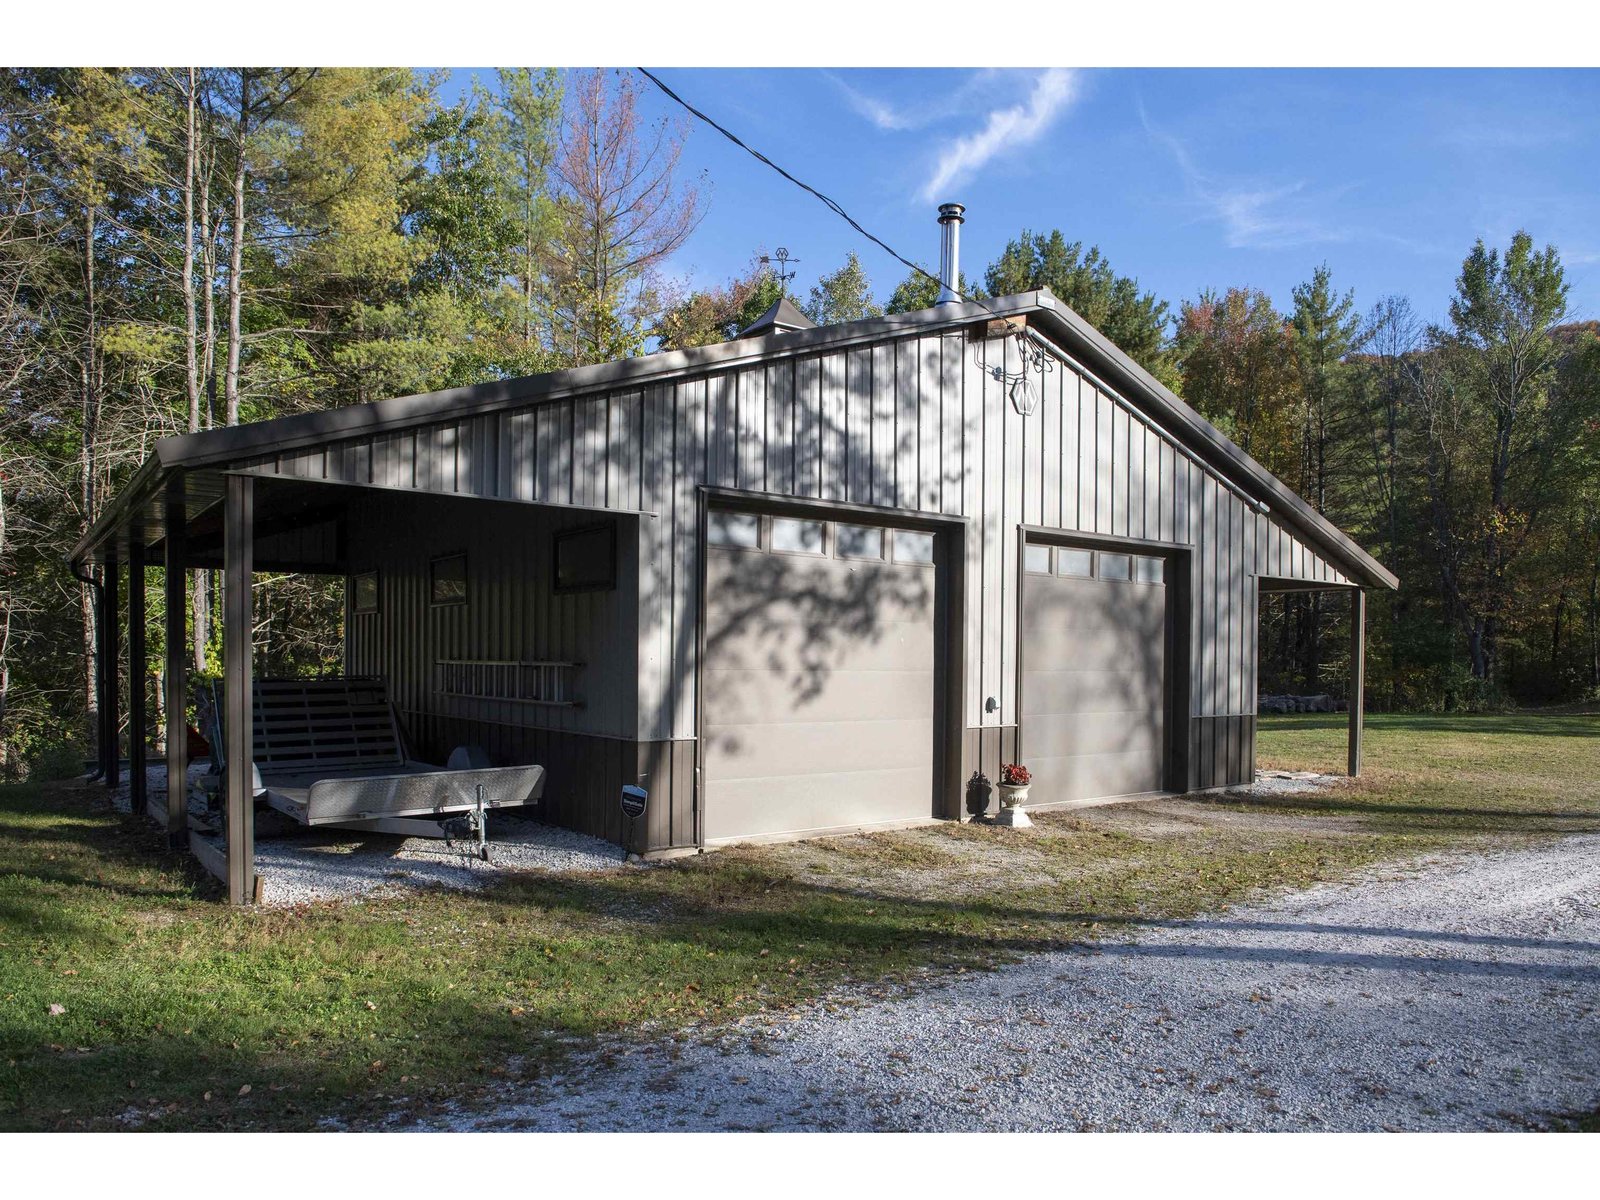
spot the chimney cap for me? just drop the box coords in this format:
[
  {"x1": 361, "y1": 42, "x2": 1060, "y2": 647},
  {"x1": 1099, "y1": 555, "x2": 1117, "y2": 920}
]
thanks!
[{"x1": 937, "y1": 202, "x2": 966, "y2": 224}]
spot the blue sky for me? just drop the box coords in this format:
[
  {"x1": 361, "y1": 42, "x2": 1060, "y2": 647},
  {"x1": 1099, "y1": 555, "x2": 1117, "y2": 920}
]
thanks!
[{"x1": 452, "y1": 68, "x2": 1600, "y2": 327}]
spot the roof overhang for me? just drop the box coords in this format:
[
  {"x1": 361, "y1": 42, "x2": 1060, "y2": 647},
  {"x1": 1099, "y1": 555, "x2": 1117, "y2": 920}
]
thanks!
[{"x1": 71, "y1": 290, "x2": 1396, "y2": 590}]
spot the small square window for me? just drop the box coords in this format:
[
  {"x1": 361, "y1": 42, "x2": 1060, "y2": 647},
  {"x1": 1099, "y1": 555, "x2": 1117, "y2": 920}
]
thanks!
[
  {"x1": 352, "y1": 570, "x2": 379, "y2": 614},
  {"x1": 1024, "y1": 544, "x2": 1052, "y2": 574},
  {"x1": 554, "y1": 525, "x2": 616, "y2": 592},
  {"x1": 430, "y1": 554, "x2": 468, "y2": 606},
  {"x1": 772, "y1": 517, "x2": 824, "y2": 555},
  {"x1": 1056, "y1": 548, "x2": 1093, "y2": 577},
  {"x1": 836, "y1": 523, "x2": 884, "y2": 560},
  {"x1": 708, "y1": 511, "x2": 760, "y2": 549},
  {"x1": 1135, "y1": 555, "x2": 1165, "y2": 584},
  {"x1": 1098, "y1": 552, "x2": 1131, "y2": 581},
  {"x1": 893, "y1": 529, "x2": 935, "y2": 565}
]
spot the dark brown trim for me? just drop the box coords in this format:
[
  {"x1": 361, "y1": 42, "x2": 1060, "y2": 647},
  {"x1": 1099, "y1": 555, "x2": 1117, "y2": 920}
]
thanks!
[
  {"x1": 100, "y1": 552, "x2": 119, "y2": 788},
  {"x1": 164, "y1": 475, "x2": 188, "y2": 845},
  {"x1": 223, "y1": 474, "x2": 255, "y2": 906},
  {"x1": 1349, "y1": 588, "x2": 1366, "y2": 777},
  {"x1": 127, "y1": 530, "x2": 147, "y2": 815}
]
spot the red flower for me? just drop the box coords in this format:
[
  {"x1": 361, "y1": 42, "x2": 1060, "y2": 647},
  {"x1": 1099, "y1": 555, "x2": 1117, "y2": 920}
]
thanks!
[{"x1": 1000, "y1": 763, "x2": 1031, "y2": 786}]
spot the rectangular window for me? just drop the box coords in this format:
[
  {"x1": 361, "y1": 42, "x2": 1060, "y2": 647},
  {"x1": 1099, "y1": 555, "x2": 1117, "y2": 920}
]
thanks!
[
  {"x1": 836, "y1": 523, "x2": 884, "y2": 560},
  {"x1": 554, "y1": 525, "x2": 616, "y2": 592},
  {"x1": 893, "y1": 529, "x2": 936, "y2": 565},
  {"x1": 707, "y1": 511, "x2": 760, "y2": 549},
  {"x1": 771, "y1": 517, "x2": 824, "y2": 555},
  {"x1": 430, "y1": 554, "x2": 468, "y2": 606},
  {"x1": 1024, "y1": 543, "x2": 1052, "y2": 574},
  {"x1": 1098, "y1": 552, "x2": 1131, "y2": 581},
  {"x1": 352, "y1": 570, "x2": 379, "y2": 614},
  {"x1": 1135, "y1": 555, "x2": 1166, "y2": 584},
  {"x1": 1056, "y1": 548, "x2": 1093, "y2": 577}
]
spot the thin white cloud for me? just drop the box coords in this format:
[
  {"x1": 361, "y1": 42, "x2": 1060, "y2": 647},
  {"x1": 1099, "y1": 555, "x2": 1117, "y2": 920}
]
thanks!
[
  {"x1": 920, "y1": 69, "x2": 1081, "y2": 203},
  {"x1": 1139, "y1": 104, "x2": 1347, "y2": 252},
  {"x1": 827, "y1": 69, "x2": 1005, "y2": 134}
]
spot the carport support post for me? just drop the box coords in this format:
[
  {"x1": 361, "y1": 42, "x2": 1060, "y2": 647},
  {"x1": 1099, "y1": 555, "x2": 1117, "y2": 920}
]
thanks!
[
  {"x1": 223, "y1": 474, "x2": 255, "y2": 905},
  {"x1": 127, "y1": 531, "x2": 147, "y2": 815},
  {"x1": 101, "y1": 550, "x2": 120, "y2": 789},
  {"x1": 1348, "y1": 587, "x2": 1365, "y2": 778},
  {"x1": 164, "y1": 476, "x2": 188, "y2": 844}
]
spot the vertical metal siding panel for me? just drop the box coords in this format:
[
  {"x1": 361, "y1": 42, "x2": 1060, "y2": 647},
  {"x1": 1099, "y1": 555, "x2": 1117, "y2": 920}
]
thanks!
[
  {"x1": 1203, "y1": 476, "x2": 1219, "y2": 717},
  {"x1": 871, "y1": 341, "x2": 896, "y2": 509},
  {"x1": 518, "y1": 409, "x2": 537, "y2": 503},
  {"x1": 672, "y1": 379, "x2": 707, "y2": 741},
  {"x1": 637, "y1": 387, "x2": 669, "y2": 742},
  {"x1": 1040, "y1": 363, "x2": 1060, "y2": 529},
  {"x1": 766, "y1": 363, "x2": 795, "y2": 497},
  {"x1": 533, "y1": 405, "x2": 556, "y2": 502},
  {"x1": 1229, "y1": 495, "x2": 1244, "y2": 714},
  {"x1": 895, "y1": 339, "x2": 919, "y2": 511},
  {"x1": 940, "y1": 335, "x2": 964, "y2": 517},
  {"x1": 1094, "y1": 389, "x2": 1113, "y2": 534},
  {"x1": 1071, "y1": 374, "x2": 1090, "y2": 531},
  {"x1": 736, "y1": 365, "x2": 765, "y2": 492},
  {"x1": 917, "y1": 337, "x2": 941, "y2": 512},
  {"x1": 1023, "y1": 343, "x2": 1045, "y2": 529},
  {"x1": 820, "y1": 352, "x2": 847, "y2": 502},
  {"x1": 1124, "y1": 416, "x2": 1141, "y2": 538},
  {"x1": 794, "y1": 356, "x2": 821, "y2": 499},
  {"x1": 846, "y1": 347, "x2": 872, "y2": 504},
  {"x1": 1144, "y1": 427, "x2": 1162, "y2": 542},
  {"x1": 706, "y1": 372, "x2": 733, "y2": 490},
  {"x1": 1060, "y1": 370, "x2": 1080, "y2": 531},
  {"x1": 1115, "y1": 405, "x2": 1133, "y2": 538},
  {"x1": 578, "y1": 395, "x2": 606, "y2": 508}
]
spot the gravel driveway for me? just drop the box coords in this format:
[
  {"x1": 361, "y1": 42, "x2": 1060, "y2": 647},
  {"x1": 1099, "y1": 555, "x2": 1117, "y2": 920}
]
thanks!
[{"x1": 416, "y1": 835, "x2": 1600, "y2": 1132}]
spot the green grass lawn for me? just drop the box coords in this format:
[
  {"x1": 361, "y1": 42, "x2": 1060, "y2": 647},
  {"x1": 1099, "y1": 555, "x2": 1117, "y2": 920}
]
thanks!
[{"x1": 2, "y1": 711, "x2": 1596, "y2": 1131}]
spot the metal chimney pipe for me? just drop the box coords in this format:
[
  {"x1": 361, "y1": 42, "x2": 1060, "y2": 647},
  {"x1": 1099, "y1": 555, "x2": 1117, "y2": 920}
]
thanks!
[{"x1": 936, "y1": 202, "x2": 965, "y2": 305}]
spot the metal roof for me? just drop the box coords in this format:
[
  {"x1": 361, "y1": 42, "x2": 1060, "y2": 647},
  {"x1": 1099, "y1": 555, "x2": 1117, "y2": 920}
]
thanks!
[{"x1": 70, "y1": 289, "x2": 1397, "y2": 589}]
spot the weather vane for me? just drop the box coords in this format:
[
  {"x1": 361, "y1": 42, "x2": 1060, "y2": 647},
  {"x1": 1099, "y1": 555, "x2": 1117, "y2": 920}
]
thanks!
[{"x1": 760, "y1": 247, "x2": 799, "y2": 288}]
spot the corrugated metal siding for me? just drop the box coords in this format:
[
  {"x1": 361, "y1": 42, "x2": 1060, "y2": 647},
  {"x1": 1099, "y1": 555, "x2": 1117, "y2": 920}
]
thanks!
[
  {"x1": 339, "y1": 490, "x2": 640, "y2": 749},
  {"x1": 246, "y1": 327, "x2": 1347, "y2": 763}
]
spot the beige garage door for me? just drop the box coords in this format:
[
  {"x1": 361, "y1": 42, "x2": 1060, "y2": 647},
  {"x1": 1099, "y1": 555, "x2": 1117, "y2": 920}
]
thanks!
[
  {"x1": 702, "y1": 511, "x2": 939, "y2": 843},
  {"x1": 1021, "y1": 544, "x2": 1168, "y2": 806}
]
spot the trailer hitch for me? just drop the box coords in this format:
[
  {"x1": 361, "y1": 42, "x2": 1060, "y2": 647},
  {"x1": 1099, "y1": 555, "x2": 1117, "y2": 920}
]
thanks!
[{"x1": 443, "y1": 784, "x2": 490, "y2": 862}]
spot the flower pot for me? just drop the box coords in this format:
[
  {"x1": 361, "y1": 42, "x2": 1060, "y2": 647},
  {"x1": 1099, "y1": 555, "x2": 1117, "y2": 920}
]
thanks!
[
  {"x1": 998, "y1": 783, "x2": 1030, "y2": 808},
  {"x1": 994, "y1": 782, "x2": 1032, "y2": 827}
]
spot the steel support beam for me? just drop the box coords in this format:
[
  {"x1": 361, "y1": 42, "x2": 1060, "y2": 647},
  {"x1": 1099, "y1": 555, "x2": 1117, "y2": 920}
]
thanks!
[
  {"x1": 164, "y1": 476, "x2": 189, "y2": 844},
  {"x1": 1348, "y1": 587, "x2": 1365, "y2": 778},
  {"x1": 128, "y1": 531, "x2": 147, "y2": 814},
  {"x1": 223, "y1": 474, "x2": 255, "y2": 905}
]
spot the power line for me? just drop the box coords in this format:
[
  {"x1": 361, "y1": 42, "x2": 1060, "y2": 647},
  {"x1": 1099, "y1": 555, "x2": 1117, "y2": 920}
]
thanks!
[{"x1": 636, "y1": 67, "x2": 993, "y2": 315}]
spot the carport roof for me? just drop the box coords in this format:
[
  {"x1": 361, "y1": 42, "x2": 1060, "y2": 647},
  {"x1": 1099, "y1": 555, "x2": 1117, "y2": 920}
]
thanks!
[{"x1": 71, "y1": 289, "x2": 1398, "y2": 590}]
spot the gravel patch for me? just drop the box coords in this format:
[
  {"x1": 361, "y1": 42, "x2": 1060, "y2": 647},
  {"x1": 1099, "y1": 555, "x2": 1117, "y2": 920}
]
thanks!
[
  {"x1": 1227, "y1": 769, "x2": 1347, "y2": 799},
  {"x1": 409, "y1": 835, "x2": 1600, "y2": 1132},
  {"x1": 249, "y1": 814, "x2": 627, "y2": 906},
  {"x1": 109, "y1": 762, "x2": 628, "y2": 905}
]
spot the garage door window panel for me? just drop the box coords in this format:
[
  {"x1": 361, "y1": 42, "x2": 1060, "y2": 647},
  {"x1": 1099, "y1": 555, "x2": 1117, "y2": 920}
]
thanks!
[{"x1": 708, "y1": 511, "x2": 761, "y2": 549}]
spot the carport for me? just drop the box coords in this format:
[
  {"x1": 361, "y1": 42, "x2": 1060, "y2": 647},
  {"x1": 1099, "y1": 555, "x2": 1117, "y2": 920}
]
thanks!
[{"x1": 72, "y1": 465, "x2": 648, "y2": 905}]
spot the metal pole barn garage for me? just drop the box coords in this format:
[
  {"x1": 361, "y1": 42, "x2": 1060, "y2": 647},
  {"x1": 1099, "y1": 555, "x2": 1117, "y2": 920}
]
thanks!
[{"x1": 72, "y1": 273, "x2": 1395, "y2": 903}]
